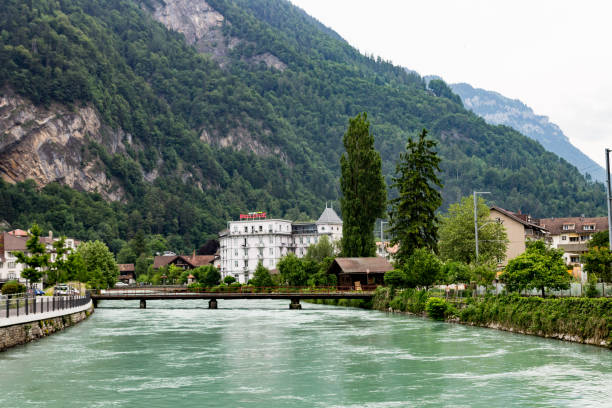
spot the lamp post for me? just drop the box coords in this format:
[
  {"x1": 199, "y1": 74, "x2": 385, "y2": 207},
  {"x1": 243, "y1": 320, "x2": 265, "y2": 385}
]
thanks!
[
  {"x1": 605, "y1": 148, "x2": 611, "y2": 251},
  {"x1": 474, "y1": 191, "x2": 491, "y2": 262}
]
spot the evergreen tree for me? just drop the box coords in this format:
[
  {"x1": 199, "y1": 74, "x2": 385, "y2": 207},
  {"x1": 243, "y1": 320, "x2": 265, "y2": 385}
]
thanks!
[
  {"x1": 388, "y1": 129, "x2": 442, "y2": 267},
  {"x1": 14, "y1": 224, "x2": 50, "y2": 287},
  {"x1": 48, "y1": 237, "x2": 70, "y2": 285},
  {"x1": 340, "y1": 113, "x2": 386, "y2": 257}
]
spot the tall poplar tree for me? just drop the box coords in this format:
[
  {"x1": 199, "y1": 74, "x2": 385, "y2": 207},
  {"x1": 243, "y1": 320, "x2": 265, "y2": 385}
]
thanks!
[
  {"x1": 388, "y1": 129, "x2": 443, "y2": 267},
  {"x1": 340, "y1": 113, "x2": 386, "y2": 257}
]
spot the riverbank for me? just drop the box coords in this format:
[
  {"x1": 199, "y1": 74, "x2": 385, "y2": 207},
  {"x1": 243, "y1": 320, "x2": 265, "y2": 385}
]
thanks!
[
  {"x1": 313, "y1": 288, "x2": 612, "y2": 348},
  {"x1": 0, "y1": 304, "x2": 94, "y2": 351}
]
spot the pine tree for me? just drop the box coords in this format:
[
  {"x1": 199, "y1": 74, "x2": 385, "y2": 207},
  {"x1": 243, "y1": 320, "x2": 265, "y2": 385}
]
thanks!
[
  {"x1": 340, "y1": 113, "x2": 386, "y2": 257},
  {"x1": 14, "y1": 224, "x2": 50, "y2": 287},
  {"x1": 388, "y1": 129, "x2": 443, "y2": 267}
]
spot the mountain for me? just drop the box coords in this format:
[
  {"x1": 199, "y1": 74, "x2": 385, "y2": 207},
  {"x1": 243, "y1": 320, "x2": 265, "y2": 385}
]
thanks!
[
  {"x1": 0, "y1": 0, "x2": 606, "y2": 253},
  {"x1": 450, "y1": 82, "x2": 607, "y2": 183}
]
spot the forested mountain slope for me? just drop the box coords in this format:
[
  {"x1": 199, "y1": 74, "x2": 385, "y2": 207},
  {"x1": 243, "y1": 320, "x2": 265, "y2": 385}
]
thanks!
[
  {"x1": 450, "y1": 82, "x2": 606, "y2": 183},
  {"x1": 0, "y1": 0, "x2": 606, "y2": 252}
]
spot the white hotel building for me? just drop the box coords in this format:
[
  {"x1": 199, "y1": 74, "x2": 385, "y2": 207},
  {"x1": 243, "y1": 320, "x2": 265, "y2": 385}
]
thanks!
[{"x1": 218, "y1": 207, "x2": 343, "y2": 283}]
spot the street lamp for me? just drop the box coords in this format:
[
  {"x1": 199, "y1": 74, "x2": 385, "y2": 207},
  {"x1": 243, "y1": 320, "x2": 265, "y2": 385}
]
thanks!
[{"x1": 474, "y1": 191, "x2": 491, "y2": 262}]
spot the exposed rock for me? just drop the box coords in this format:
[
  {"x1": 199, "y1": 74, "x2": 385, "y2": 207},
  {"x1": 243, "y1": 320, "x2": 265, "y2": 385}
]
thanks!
[
  {"x1": 0, "y1": 89, "x2": 127, "y2": 201},
  {"x1": 148, "y1": 0, "x2": 286, "y2": 70},
  {"x1": 200, "y1": 126, "x2": 287, "y2": 162}
]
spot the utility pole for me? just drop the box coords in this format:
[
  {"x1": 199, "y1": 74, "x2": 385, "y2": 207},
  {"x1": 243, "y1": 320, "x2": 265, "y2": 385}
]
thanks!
[
  {"x1": 474, "y1": 191, "x2": 491, "y2": 262},
  {"x1": 606, "y1": 148, "x2": 612, "y2": 251}
]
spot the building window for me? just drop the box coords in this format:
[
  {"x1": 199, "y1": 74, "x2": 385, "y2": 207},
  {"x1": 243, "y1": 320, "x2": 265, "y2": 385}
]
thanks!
[
  {"x1": 234, "y1": 261, "x2": 238, "y2": 267},
  {"x1": 270, "y1": 236, "x2": 274, "y2": 243},
  {"x1": 322, "y1": 226, "x2": 325, "y2": 231},
  {"x1": 245, "y1": 260, "x2": 248, "y2": 268},
  {"x1": 561, "y1": 236, "x2": 567, "y2": 241},
  {"x1": 583, "y1": 224, "x2": 595, "y2": 231},
  {"x1": 570, "y1": 256, "x2": 579, "y2": 263},
  {"x1": 259, "y1": 225, "x2": 263, "y2": 232},
  {"x1": 0, "y1": 261, "x2": 3, "y2": 268},
  {"x1": 8, "y1": 262, "x2": 15, "y2": 269},
  {"x1": 234, "y1": 250, "x2": 238, "y2": 256},
  {"x1": 244, "y1": 226, "x2": 248, "y2": 232},
  {"x1": 569, "y1": 237, "x2": 579, "y2": 242},
  {"x1": 562, "y1": 224, "x2": 575, "y2": 230},
  {"x1": 269, "y1": 248, "x2": 274, "y2": 255}
]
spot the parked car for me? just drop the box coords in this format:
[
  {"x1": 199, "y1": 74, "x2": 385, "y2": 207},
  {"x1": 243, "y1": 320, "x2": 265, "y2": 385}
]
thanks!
[
  {"x1": 54, "y1": 284, "x2": 69, "y2": 295},
  {"x1": 114, "y1": 282, "x2": 129, "y2": 287}
]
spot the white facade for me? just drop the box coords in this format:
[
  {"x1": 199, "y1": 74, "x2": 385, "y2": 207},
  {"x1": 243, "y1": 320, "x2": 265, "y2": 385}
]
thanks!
[
  {"x1": 218, "y1": 208, "x2": 343, "y2": 283},
  {"x1": 0, "y1": 231, "x2": 78, "y2": 288}
]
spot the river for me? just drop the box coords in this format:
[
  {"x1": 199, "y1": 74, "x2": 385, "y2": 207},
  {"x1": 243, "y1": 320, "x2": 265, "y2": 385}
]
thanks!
[{"x1": 0, "y1": 299, "x2": 611, "y2": 407}]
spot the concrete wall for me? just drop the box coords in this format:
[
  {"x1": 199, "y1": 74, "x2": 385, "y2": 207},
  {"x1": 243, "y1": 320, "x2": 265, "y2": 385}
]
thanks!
[{"x1": 0, "y1": 305, "x2": 93, "y2": 352}]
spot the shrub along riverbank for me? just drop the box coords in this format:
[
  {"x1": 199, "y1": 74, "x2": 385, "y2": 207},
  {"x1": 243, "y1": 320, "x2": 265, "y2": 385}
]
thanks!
[{"x1": 319, "y1": 287, "x2": 612, "y2": 348}]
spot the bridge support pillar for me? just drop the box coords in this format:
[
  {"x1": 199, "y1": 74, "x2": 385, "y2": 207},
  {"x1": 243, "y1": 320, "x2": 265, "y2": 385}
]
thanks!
[
  {"x1": 139, "y1": 299, "x2": 146, "y2": 309},
  {"x1": 92, "y1": 299, "x2": 98, "y2": 308},
  {"x1": 209, "y1": 299, "x2": 218, "y2": 309},
  {"x1": 289, "y1": 298, "x2": 301, "y2": 310}
]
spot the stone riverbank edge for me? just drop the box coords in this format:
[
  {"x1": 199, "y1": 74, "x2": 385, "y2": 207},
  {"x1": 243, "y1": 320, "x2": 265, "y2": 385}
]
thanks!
[
  {"x1": 310, "y1": 291, "x2": 612, "y2": 349},
  {"x1": 0, "y1": 304, "x2": 94, "y2": 352}
]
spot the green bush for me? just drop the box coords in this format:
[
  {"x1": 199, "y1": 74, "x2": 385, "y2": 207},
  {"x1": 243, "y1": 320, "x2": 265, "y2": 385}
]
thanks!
[
  {"x1": 457, "y1": 295, "x2": 612, "y2": 346},
  {"x1": 425, "y1": 297, "x2": 448, "y2": 320},
  {"x1": 1, "y1": 280, "x2": 26, "y2": 295},
  {"x1": 585, "y1": 281, "x2": 599, "y2": 298},
  {"x1": 187, "y1": 282, "x2": 203, "y2": 292},
  {"x1": 388, "y1": 288, "x2": 429, "y2": 314},
  {"x1": 223, "y1": 276, "x2": 236, "y2": 285}
]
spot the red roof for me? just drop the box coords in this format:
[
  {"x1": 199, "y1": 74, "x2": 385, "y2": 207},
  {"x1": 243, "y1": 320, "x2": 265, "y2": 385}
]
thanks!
[
  {"x1": 490, "y1": 206, "x2": 547, "y2": 231},
  {"x1": 328, "y1": 257, "x2": 393, "y2": 275},
  {"x1": 118, "y1": 263, "x2": 135, "y2": 272},
  {"x1": 153, "y1": 254, "x2": 215, "y2": 269}
]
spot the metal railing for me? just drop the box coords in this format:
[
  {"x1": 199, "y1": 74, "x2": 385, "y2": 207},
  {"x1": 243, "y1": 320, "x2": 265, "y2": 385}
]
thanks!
[
  {"x1": 0, "y1": 293, "x2": 91, "y2": 319},
  {"x1": 92, "y1": 286, "x2": 375, "y2": 296}
]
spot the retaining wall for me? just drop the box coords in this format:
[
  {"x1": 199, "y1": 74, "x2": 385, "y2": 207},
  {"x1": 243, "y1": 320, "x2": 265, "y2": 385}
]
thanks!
[{"x1": 0, "y1": 302, "x2": 93, "y2": 352}]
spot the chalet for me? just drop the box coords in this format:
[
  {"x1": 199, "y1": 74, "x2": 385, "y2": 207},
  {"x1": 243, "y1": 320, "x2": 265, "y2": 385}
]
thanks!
[
  {"x1": 117, "y1": 264, "x2": 136, "y2": 284},
  {"x1": 327, "y1": 257, "x2": 393, "y2": 290},
  {"x1": 153, "y1": 252, "x2": 215, "y2": 271}
]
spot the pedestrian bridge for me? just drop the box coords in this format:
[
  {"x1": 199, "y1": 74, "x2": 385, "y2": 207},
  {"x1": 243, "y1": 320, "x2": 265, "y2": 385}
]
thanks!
[{"x1": 90, "y1": 287, "x2": 375, "y2": 309}]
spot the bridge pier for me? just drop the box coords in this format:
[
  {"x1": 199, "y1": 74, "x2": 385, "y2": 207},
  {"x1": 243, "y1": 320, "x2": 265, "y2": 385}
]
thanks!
[
  {"x1": 92, "y1": 299, "x2": 98, "y2": 308},
  {"x1": 289, "y1": 298, "x2": 301, "y2": 310},
  {"x1": 208, "y1": 299, "x2": 218, "y2": 309},
  {"x1": 139, "y1": 299, "x2": 146, "y2": 309}
]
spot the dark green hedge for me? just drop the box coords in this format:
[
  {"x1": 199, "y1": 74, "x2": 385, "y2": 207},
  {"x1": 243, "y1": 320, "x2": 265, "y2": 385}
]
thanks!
[{"x1": 459, "y1": 295, "x2": 612, "y2": 347}]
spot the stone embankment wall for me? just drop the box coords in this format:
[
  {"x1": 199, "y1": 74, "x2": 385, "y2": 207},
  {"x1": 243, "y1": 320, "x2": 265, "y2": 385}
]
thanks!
[{"x1": 0, "y1": 306, "x2": 94, "y2": 352}]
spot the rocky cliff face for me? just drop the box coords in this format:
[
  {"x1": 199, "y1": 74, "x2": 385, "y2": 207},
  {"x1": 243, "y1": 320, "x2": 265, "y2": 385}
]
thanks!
[
  {"x1": 0, "y1": 89, "x2": 127, "y2": 200},
  {"x1": 148, "y1": 0, "x2": 286, "y2": 70}
]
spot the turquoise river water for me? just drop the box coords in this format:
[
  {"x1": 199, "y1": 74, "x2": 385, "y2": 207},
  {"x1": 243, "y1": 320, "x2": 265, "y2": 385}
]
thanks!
[{"x1": 0, "y1": 299, "x2": 611, "y2": 407}]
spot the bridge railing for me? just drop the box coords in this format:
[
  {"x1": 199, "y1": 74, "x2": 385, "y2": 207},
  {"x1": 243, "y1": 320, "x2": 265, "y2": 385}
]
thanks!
[
  {"x1": 0, "y1": 293, "x2": 91, "y2": 319},
  {"x1": 92, "y1": 286, "x2": 376, "y2": 296}
]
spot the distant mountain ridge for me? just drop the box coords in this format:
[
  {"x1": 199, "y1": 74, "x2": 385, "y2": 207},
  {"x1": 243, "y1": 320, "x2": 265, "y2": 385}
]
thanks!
[{"x1": 449, "y1": 82, "x2": 606, "y2": 182}]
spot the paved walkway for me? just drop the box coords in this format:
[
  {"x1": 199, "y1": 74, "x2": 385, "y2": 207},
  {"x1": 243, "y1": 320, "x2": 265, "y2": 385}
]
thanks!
[{"x1": 0, "y1": 300, "x2": 92, "y2": 328}]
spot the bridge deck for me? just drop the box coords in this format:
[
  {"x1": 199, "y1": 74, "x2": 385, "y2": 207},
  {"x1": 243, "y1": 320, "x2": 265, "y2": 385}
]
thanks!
[{"x1": 91, "y1": 288, "x2": 375, "y2": 301}]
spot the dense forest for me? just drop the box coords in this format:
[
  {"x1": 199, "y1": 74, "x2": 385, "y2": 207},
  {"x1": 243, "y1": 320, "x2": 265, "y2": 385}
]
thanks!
[{"x1": 0, "y1": 0, "x2": 606, "y2": 253}]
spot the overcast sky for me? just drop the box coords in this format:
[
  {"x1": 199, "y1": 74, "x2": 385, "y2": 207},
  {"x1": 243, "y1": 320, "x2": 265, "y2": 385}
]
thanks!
[{"x1": 290, "y1": 0, "x2": 611, "y2": 168}]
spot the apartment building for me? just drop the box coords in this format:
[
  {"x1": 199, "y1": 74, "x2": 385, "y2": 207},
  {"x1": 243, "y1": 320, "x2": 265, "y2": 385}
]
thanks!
[{"x1": 218, "y1": 207, "x2": 342, "y2": 283}]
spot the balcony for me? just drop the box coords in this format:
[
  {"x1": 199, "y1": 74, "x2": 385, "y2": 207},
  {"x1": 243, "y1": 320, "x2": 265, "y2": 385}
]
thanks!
[{"x1": 557, "y1": 243, "x2": 588, "y2": 253}]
